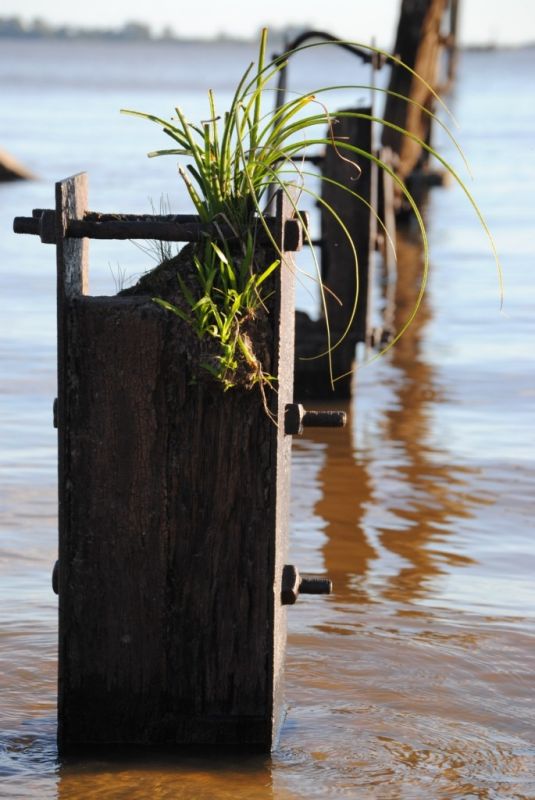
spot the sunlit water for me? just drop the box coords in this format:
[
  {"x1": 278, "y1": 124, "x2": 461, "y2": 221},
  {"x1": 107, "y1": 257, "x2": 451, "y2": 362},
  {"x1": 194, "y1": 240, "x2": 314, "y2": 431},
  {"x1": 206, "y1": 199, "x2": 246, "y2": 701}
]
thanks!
[{"x1": 1, "y1": 40, "x2": 534, "y2": 799}]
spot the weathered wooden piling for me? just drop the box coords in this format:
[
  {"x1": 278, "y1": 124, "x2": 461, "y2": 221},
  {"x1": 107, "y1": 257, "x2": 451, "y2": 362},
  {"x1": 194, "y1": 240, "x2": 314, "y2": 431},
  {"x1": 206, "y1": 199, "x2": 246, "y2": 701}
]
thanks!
[
  {"x1": 14, "y1": 173, "x2": 342, "y2": 751},
  {"x1": 382, "y1": 0, "x2": 459, "y2": 192},
  {"x1": 294, "y1": 112, "x2": 378, "y2": 399},
  {"x1": 270, "y1": 34, "x2": 388, "y2": 397}
]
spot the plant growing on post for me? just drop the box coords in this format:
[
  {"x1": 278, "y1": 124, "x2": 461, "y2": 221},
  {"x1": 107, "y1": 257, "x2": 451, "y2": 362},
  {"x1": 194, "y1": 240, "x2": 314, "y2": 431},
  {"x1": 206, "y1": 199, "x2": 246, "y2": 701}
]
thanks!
[{"x1": 121, "y1": 28, "x2": 501, "y2": 394}]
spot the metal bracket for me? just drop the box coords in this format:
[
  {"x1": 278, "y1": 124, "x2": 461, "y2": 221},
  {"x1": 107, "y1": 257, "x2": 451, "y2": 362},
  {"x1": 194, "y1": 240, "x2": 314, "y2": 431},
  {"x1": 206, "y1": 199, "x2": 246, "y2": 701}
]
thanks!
[{"x1": 13, "y1": 208, "x2": 309, "y2": 252}]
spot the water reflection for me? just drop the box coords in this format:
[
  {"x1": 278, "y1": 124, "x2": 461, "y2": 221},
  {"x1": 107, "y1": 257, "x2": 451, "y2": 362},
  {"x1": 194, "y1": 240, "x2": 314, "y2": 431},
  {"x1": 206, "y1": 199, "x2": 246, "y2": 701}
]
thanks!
[
  {"x1": 377, "y1": 228, "x2": 481, "y2": 605},
  {"x1": 2, "y1": 42, "x2": 535, "y2": 800},
  {"x1": 311, "y1": 400, "x2": 377, "y2": 601},
  {"x1": 300, "y1": 227, "x2": 485, "y2": 617},
  {"x1": 2, "y1": 232, "x2": 534, "y2": 800},
  {"x1": 56, "y1": 750, "x2": 273, "y2": 800},
  {"x1": 282, "y1": 229, "x2": 535, "y2": 798}
]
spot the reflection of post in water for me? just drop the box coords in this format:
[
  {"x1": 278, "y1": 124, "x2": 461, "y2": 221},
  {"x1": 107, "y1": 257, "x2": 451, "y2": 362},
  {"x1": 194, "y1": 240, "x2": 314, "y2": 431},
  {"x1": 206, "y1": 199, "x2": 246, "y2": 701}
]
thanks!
[
  {"x1": 303, "y1": 224, "x2": 478, "y2": 608},
  {"x1": 303, "y1": 401, "x2": 377, "y2": 600},
  {"x1": 377, "y1": 224, "x2": 476, "y2": 603},
  {"x1": 56, "y1": 751, "x2": 273, "y2": 799}
]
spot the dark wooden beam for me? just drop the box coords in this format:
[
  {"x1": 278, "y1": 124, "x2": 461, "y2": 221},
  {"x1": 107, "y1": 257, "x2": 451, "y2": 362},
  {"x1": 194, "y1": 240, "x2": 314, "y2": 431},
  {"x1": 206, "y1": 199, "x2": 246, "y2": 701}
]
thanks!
[
  {"x1": 53, "y1": 175, "x2": 297, "y2": 750},
  {"x1": 382, "y1": 0, "x2": 451, "y2": 183}
]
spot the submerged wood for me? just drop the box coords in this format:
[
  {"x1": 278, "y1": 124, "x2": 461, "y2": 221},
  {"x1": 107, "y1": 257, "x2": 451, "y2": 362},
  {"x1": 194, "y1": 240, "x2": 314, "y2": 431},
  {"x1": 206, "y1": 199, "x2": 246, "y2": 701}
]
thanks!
[{"x1": 0, "y1": 147, "x2": 35, "y2": 181}]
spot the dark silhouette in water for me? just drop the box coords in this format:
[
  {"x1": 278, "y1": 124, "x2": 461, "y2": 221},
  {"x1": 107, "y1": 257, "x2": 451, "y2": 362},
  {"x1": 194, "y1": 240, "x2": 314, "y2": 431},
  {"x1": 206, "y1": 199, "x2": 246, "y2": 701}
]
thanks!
[{"x1": 0, "y1": 147, "x2": 34, "y2": 181}]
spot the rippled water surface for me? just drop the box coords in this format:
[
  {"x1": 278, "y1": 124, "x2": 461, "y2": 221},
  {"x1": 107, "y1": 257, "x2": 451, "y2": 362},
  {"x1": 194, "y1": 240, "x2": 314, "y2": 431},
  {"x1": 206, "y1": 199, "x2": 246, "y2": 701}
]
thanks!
[{"x1": 1, "y1": 40, "x2": 534, "y2": 799}]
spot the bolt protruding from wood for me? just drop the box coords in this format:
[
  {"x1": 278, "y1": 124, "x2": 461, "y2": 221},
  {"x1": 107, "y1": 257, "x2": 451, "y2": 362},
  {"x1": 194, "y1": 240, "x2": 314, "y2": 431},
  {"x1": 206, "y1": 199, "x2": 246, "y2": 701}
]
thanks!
[
  {"x1": 52, "y1": 560, "x2": 59, "y2": 595},
  {"x1": 284, "y1": 403, "x2": 346, "y2": 435},
  {"x1": 299, "y1": 574, "x2": 333, "y2": 595},
  {"x1": 302, "y1": 410, "x2": 346, "y2": 428},
  {"x1": 281, "y1": 564, "x2": 333, "y2": 605},
  {"x1": 13, "y1": 209, "x2": 56, "y2": 244}
]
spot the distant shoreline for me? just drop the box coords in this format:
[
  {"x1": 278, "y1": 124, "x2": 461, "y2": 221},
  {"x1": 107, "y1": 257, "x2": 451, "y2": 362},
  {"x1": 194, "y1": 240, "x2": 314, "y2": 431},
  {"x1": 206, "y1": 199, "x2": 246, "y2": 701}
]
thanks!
[
  {"x1": 0, "y1": 18, "x2": 533, "y2": 51},
  {"x1": 0, "y1": 17, "x2": 251, "y2": 44},
  {"x1": 1, "y1": 37, "x2": 533, "y2": 52},
  {"x1": 0, "y1": 34, "x2": 255, "y2": 44}
]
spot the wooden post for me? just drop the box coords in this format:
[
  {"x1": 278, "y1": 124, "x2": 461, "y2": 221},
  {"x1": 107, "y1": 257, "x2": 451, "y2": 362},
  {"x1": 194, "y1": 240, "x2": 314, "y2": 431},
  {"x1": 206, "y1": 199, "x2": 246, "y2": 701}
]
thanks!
[
  {"x1": 445, "y1": 0, "x2": 460, "y2": 89},
  {"x1": 294, "y1": 112, "x2": 377, "y2": 399},
  {"x1": 375, "y1": 148, "x2": 398, "y2": 346},
  {"x1": 320, "y1": 112, "x2": 376, "y2": 349},
  {"x1": 381, "y1": 0, "x2": 451, "y2": 184},
  {"x1": 55, "y1": 175, "x2": 296, "y2": 750},
  {"x1": 13, "y1": 174, "x2": 340, "y2": 750},
  {"x1": 56, "y1": 175, "x2": 89, "y2": 751}
]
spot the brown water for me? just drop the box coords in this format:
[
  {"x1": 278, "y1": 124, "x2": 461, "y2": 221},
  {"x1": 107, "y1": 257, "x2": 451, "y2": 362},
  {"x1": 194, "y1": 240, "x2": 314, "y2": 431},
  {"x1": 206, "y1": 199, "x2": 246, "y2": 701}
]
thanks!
[
  {"x1": 3, "y1": 222, "x2": 534, "y2": 798},
  {"x1": 1, "y1": 42, "x2": 535, "y2": 798}
]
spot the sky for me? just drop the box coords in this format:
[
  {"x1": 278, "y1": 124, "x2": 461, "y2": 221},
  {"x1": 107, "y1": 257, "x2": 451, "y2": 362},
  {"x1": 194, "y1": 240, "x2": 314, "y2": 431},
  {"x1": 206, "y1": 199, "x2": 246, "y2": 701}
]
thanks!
[{"x1": 2, "y1": 0, "x2": 535, "y2": 47}]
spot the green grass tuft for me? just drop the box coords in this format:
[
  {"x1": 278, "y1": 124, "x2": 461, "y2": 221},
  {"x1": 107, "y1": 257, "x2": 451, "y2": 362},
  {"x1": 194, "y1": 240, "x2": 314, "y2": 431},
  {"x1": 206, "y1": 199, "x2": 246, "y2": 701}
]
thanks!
[{"x1": 121, "y1": 28, "x2": 502, "y2": 392}]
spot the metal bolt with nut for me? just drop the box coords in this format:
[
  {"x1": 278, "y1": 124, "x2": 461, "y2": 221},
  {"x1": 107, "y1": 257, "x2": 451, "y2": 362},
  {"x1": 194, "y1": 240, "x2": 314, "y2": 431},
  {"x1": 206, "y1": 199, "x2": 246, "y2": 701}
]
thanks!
[{"x1": 281, "y1": 564, "x2": 333, "y2": 605}]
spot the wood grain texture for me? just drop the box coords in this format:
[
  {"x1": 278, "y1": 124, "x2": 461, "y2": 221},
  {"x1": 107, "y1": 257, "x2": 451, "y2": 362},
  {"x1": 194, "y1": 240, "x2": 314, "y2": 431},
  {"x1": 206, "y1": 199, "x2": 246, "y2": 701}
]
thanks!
[{"x1": 56, "y1": 181, "x2": 295, "y2": 750}]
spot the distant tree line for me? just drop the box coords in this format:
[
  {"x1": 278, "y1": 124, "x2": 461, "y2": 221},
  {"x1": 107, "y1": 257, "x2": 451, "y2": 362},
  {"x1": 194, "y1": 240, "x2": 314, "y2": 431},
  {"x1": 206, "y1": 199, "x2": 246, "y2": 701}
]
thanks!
[
  {"x1": 0, "y1": 17, "x2": 177, "y2": 41},
  {"x1": 0, "y1": 16, "x2": 306, "y2": 43}
]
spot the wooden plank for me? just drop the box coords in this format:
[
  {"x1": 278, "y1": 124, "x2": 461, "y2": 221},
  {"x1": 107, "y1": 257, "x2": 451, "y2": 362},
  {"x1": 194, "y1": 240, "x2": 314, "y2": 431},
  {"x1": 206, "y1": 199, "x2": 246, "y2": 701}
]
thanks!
[
  {"x1": 376, "y1": 148, "x2": 398, "y2": 344},
  {"x1": 270, "y1": 190, "x2": 296, "y2": 742},
  {"x1": 57, "y1": 186, "x2": 296, "y2": 750},
  {"x1": 321, "y1": 111, "x2": 376, "y2": 345},
  {"x1": 55, "y1": 173, "x2": 89, "y2": 749}
]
